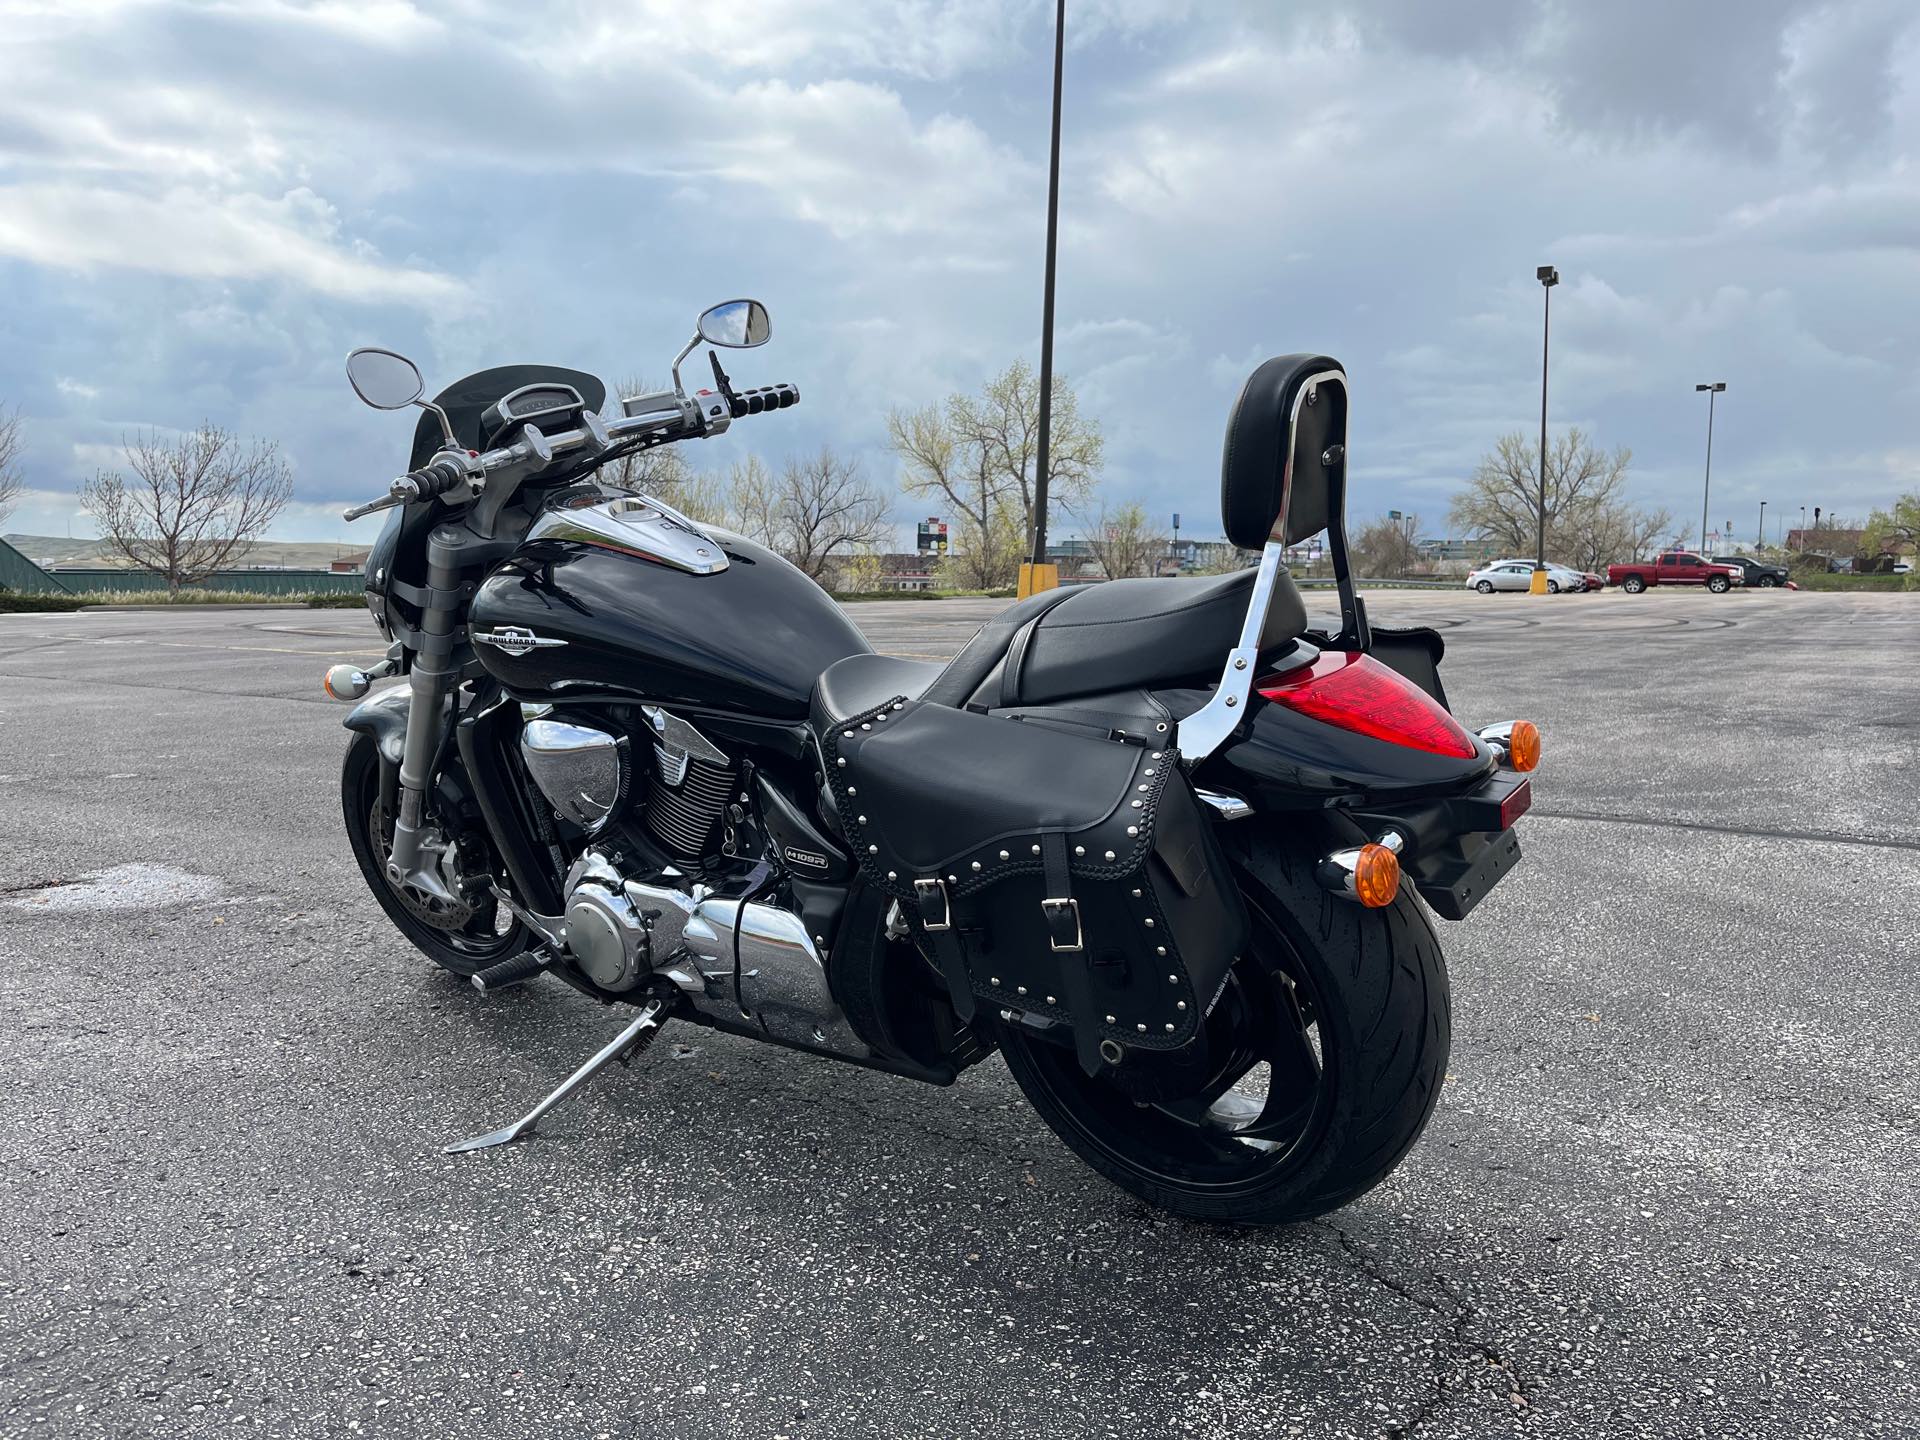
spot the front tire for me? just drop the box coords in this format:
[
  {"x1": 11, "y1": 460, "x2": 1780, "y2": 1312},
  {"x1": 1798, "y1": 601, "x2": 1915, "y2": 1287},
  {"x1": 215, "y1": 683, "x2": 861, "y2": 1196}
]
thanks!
[
  {"x1": 1708, "y1": 575, "x2": 1731, "y2": 593},
  {"x1": 1758, "y1": 575, "x2": 1778, "y2": 588},
  {"x1": 340, "y1": 733, "x2": 528, "y2": 978},
  {"x1": 998, "y1": 835, "x2": 1450, "y2": 1225},
  {"x1": 1547, "y1": 579, "x2": 1561, "y2": 593}
]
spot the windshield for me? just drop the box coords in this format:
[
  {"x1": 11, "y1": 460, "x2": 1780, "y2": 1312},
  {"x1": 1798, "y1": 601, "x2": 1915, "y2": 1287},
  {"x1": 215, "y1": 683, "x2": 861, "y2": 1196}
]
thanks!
[{"x1": 408, "y1": 365, "x2": 608, "y2": 469}]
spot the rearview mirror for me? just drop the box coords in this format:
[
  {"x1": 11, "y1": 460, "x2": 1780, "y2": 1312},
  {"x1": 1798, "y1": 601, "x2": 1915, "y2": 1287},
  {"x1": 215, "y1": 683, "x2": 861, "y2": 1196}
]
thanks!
[
  {"x1": 345, "y1": 347, "x2": 425, "y2": 410},
  {"x1": 697, "y1": 300, "x2": 771, "y2": 349}
]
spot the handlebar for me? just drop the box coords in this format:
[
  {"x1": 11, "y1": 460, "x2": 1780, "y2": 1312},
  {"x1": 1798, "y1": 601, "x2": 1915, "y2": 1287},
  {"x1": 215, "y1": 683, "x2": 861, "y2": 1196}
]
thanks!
[{"x1": 343, "y1": 377, "x2": 800, "y2": 522}]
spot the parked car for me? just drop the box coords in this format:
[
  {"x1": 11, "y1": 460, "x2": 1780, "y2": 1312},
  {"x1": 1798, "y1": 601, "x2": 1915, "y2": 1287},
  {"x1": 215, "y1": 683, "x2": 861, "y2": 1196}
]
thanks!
[
  {"x1": 1581, "y1": 571, "x2": 1605, "y2": 591},
  {"x1": 1711, "y1": 555, "x2": 1790, "y2": 588},
  {"x1": 1468, "y1": 561, "x2": 1551, "y2": 593},
  {"x1": 1606, "y1": 551, "x2": 1743, "y2": 594},
  {"x1": 1471, "y1": 559, "x2": 1586, "y2": 593},
  {"x1": 1896, "y1": 560, "x2": 1914, "y2": 575}
]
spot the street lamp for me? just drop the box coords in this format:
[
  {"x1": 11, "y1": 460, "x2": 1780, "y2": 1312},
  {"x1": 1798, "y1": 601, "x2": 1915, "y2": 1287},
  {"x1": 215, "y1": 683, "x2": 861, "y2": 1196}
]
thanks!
[
  {"x1": 1533, "y1": 265, "x2": 1559, "y2": 594},
  {"x1": 1023, "y1": 0, "x2": 1068, "y2": 598},
  {"x1": 1695, "y1": 382, "x2": 1726, "y2": 552},
  {"x1": 1757, "y1": 500, "x2": 1766, "y2": 550}
]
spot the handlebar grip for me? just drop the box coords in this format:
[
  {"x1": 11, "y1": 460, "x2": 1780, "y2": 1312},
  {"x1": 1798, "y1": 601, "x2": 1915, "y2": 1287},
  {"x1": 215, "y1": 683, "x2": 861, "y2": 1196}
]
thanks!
[
  {"x1": 401, "y1": 458, "x2": 469, "y2": 500},
  {"x1": 728, "y1": 383, "x2": 800, "y2": 419}
]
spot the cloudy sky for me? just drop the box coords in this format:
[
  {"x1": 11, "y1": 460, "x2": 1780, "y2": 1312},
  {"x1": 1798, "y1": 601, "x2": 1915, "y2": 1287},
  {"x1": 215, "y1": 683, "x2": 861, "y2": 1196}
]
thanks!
[{"x1": 2, "y1": 0, "x2": 1915, "y2": 551}]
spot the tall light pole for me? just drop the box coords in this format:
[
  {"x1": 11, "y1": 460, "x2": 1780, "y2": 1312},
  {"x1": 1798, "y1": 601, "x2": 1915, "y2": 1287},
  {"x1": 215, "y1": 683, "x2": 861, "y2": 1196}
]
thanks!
[
  {"x1": 1757, "y1": 500, "x2": 1766, "y2": 550},
  {"x1": 1695, "y1": 382, "x2": 1725, "y2": 552},
  {"x1": 1533, "y1": 265, "x2": 1558, "y2": 594},
  {"x1": 1023, "y1": 0, "x2": 1067, "y2": 596}
]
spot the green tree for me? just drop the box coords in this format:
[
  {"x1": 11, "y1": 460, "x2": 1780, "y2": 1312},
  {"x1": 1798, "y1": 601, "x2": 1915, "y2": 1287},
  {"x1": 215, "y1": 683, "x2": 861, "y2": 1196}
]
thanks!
[{"x1": 1864, "y1": 492, "x2": 1920, "y2": 558}]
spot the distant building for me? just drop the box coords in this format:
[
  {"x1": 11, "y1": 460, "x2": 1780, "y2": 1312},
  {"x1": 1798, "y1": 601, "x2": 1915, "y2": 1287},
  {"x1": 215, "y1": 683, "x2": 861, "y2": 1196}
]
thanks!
[
  {"x1": 878, "y1": 553, "x2": 937, "y2": 591},
  {"x1": 329, "y1": 550, "x2": 370, "y2": 574},
  {"x1": 1418, "y1": 537, "x2": 1503, "y2": 562}
]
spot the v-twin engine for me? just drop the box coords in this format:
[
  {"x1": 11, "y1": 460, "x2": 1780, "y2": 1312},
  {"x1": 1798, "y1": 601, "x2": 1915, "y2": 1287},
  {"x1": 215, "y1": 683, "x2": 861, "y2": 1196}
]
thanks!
[{"x1": 561, "y1": 854, "x2": 868, "y2": 1059}]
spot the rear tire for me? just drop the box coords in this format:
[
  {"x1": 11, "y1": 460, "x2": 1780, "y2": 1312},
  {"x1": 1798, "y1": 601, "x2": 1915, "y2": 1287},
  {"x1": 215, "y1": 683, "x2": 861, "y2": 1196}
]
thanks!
[
  {"x1": 998, "y1": 835, "x2": 1450, "y2": 1225},
  {"x1": 1622, "y1": 575, "x2": 1646, "y2": 594},
  {"x1": 340, "y1": 733, "x2": 528, "y2": 979},
  {"x1": 1475, "y1": 580, "x2": 1494, "y2": 593}
]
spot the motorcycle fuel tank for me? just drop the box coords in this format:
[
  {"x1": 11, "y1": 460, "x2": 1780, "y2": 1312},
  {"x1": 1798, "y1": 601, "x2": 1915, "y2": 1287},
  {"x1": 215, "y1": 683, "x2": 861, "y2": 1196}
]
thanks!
[{"x1": 471, "y1": 509, "x2": 871, "y2": 720}]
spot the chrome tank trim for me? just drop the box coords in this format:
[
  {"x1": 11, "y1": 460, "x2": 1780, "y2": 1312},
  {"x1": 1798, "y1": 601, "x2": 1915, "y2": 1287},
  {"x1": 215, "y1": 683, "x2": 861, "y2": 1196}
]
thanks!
[{"x1": 528, "y1": 494, "x2": 728, "y2": 575}]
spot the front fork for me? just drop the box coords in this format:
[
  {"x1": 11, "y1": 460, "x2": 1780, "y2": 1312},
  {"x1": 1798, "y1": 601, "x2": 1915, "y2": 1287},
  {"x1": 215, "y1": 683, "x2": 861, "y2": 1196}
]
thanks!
[{"x1": 386, "y1": 524, "x2": 483, "y2": 901}]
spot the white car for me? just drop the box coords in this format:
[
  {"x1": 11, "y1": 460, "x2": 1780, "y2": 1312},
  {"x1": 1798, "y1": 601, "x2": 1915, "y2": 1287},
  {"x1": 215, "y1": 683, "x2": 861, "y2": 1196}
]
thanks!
[
  {"x1": 1467, "y1": 561, "x2": 1580, "y2": 593},
  {"x1": 1483, "y1": 558, "x2": 1589, "y2": 592}
]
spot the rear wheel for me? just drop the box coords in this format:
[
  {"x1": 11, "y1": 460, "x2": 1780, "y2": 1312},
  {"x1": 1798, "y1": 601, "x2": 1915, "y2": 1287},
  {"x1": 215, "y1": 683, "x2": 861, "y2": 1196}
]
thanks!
[
  {"x1": 340, "y1": 733, "x2": 528, "y2": 978},
  {"x1": 1475, "y1": 580, "x2": 1494, "y2": 593},
  {"x1": 998, "y1": 836, "x2": 1450, "y2": 1225},
  {"x1": 1622, "y1": 575, "x2": 1647, "y2": 594}
]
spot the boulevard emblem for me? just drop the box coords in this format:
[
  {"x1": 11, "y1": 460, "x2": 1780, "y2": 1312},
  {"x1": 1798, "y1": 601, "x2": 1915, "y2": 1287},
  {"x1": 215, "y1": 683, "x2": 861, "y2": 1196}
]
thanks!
[{"x1": 472, "y1": 626, "x2": 566, "y2": 657}]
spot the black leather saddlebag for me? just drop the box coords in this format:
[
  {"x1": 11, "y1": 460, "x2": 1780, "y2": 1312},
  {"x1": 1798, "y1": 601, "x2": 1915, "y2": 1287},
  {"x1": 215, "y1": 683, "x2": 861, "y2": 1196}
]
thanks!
[{"x1": 820, "y1": 694, "x2": 1247, "y2": 1074}]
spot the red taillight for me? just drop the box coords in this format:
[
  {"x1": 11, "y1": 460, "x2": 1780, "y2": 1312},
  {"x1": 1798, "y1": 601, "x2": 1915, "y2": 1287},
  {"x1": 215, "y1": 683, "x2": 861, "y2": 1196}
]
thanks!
[{"x1": 1256, "y1": 652, "x2": 1476, "y2": 758}]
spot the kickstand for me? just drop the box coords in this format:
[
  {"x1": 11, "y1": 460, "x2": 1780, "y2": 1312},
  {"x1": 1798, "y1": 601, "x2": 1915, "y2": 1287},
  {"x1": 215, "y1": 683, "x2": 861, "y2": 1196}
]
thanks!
[{"x1": 443, "y1": 998, "x2": 666, "y2": 1154}]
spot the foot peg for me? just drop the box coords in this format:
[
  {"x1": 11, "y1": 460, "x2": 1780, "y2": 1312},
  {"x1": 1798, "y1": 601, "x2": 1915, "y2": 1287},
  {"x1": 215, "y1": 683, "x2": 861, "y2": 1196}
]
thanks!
[
  {"x1": 443, "y1": 998, "x2": 665, "y2": 1154},
  {"x1": 471, "y1": 950, "x2": 547, "y2": 994}
]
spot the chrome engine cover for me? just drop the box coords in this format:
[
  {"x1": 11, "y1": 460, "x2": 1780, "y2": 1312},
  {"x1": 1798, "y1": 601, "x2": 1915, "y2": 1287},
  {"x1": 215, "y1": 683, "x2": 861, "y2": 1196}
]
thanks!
[
  {"x1": 521, "y1": 719, "x2": 628, "y2": 832},
  {"x1": 557, "y1": 853, "x2": 868, "y2": 1058}
]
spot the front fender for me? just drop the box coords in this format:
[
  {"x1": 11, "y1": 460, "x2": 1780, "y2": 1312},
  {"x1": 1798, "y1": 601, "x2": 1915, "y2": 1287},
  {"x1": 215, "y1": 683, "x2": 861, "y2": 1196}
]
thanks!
[{"x1": 342, "y1": 684, "x2": 410, "y2": 767}]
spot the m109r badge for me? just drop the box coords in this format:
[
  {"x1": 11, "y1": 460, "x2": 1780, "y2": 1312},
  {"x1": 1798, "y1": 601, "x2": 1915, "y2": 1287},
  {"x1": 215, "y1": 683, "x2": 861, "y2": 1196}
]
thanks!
[
  {"x1": 782, "y1": 845, "x2": 830, "y2": 872},
  {"x1": 473, "y1": 626, "x2": 566, "y2": 657}
]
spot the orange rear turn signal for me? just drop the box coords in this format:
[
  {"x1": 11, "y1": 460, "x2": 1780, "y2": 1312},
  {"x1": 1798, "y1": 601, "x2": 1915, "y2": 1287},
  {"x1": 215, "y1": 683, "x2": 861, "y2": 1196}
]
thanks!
[
  {"x1": 1507, "y1": 720, "x2": 1541, "y2": 773},
  {"x1": 1353, "y1": 843, "x2": 1401, "y2": 908}
]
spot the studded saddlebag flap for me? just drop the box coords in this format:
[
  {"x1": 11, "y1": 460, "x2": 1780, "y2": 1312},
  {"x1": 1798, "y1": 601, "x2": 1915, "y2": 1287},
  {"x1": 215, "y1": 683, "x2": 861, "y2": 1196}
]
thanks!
[{"x1": 821, "y1": 695, "x2": 1247, "y2": 1075}]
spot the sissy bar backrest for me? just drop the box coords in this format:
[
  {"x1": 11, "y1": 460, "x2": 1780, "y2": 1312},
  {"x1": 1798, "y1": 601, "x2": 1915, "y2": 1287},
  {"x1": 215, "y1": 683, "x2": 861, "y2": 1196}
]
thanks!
[{"x1": 1178, "y1": 355, "x2": 1351, "y2": 766}]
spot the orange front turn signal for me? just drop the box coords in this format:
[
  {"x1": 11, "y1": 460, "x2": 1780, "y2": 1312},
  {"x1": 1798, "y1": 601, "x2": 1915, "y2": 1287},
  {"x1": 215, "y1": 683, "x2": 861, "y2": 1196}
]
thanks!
[
  {"x1": 1507, "y1": 720, "x2": 1541, "y2": 773},
  {"x1": 1353, "y1": 843, "x2": 1401, "y2": 908}
]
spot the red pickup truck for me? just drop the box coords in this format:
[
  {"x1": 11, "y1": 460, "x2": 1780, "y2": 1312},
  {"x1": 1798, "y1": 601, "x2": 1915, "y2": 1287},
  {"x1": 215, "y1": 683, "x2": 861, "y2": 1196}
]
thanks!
[{"x1": 1607, "y1": 551, "x2": 1742, "y2": 594}]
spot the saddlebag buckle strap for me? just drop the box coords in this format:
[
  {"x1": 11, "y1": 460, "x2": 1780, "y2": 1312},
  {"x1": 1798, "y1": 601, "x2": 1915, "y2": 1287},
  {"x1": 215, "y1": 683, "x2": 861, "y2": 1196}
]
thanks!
[
  {"x1": 1041, "y1": 897, "x2": 1083, "y2": 953},
  {"x1": 914, "y1": 877, "x2": 952, "y2": 932}
]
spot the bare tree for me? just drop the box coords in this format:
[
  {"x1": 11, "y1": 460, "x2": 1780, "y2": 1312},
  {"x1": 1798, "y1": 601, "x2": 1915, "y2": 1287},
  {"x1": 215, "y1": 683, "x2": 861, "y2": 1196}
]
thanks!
[
  {"x1": 1560, "y1": 500, "x2": 1673, "y2": 572},
  {"x1": 1352, "y1": 512, "x2": 1422, "y2": 577},
  {"x1": 888, "y1": 359, "x2": 1103, "y2": 587},
  {"x1": 732, "y1": 446, "x2": 891, "y2": 582},
  {"x1": 0, "y1": 405, "x2": 23, "y2": 525},
  {"x1": 1448, "y1": 428, "x2": 1667, "y2": 568},
  {"x1": 81, "y1": 424, "x2": 293, "y2": 595},
  {"x1": 1085, "y1": 502, "x2": 1169, "y2": 579}
]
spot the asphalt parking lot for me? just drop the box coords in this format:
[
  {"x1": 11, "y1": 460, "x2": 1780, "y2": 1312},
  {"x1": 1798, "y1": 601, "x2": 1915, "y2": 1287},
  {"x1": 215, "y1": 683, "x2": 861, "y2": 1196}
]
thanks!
[{"x1": 2, "y1": 586, "x2": 1916, "y2": 1439}]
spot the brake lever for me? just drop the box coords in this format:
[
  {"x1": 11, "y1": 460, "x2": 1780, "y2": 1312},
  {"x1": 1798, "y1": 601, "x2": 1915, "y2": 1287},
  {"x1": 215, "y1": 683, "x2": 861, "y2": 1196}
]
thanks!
[{"x1": 708, "y1": 351, "x2": 740, "y2": 415}]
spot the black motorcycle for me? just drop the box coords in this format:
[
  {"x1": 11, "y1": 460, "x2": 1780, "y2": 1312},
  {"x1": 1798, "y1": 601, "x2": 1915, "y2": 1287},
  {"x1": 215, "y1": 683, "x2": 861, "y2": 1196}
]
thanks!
[{"x1": 327, "y1": 301, "x2": 1538, "y2": 1225}]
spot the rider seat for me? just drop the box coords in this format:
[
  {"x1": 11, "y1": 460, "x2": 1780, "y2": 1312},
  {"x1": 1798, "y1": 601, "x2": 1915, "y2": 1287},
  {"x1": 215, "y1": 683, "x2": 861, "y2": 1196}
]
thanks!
[
  {"x1": 813, "y1": 352, "x2": 1345, "y2": 747},
  {"x1": 809, "y1": 567, "x2": 1308, "y2": 733}
]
